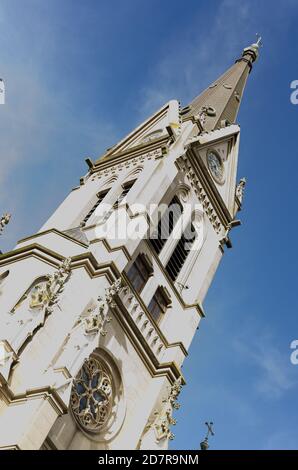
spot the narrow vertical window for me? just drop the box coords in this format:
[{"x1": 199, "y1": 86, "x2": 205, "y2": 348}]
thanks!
[
  {"x1": 113, "y1": 180, "x2": 136, "y2": 209},
  {"x1": 150, "y1": 196, "x2": 183, "y2": 254},
  {"x1": 126, "y1": 253, "x2": 153, "y2": 293},
  {"x1": 81, "y1": 188, "x2": 110, "y2": 227},
  {"x1": 147, "y1": 287, "x2": 171, "y2": 323},
  {"x1": 165, "y1": 221, "x2": 197, "y2": 281}
]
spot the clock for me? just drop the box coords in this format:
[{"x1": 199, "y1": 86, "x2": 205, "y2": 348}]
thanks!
[{"x1": 207, "y1": 150, "x2": 225, "y2": 184}]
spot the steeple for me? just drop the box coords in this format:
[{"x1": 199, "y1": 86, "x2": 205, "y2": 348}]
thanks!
[
  {"x1": 0, "y1": 35, "x2": 258, "y2": 451},
  {"x1": 181, "y1": 37, "x2": 261, "y2": 132}
]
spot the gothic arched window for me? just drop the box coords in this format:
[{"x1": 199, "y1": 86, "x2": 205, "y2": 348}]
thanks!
[
  {"x1": 81, "y1": 188, "x2": 110, "y2": 227},
  {"x1": 113, "y1": 179, "x2": 136, "y2": 209},
  {"x1": 149, "y1": 196, "x2": 183, "y2": 255},
  {"x1": 165, "y1": 221, "x2": 197, "y2": 281},
  {"x1": 165, "y1": 209, "x2": 205, "y2": 282}
]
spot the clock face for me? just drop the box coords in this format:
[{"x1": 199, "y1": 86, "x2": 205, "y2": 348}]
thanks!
[{"x1": 207, "y1": 150, "x2": 225, "y2": 184}]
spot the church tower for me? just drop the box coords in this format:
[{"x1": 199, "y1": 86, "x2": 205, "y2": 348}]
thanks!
[{"x1": 0, "y1": 40, "x2": 260, "y2": 450}]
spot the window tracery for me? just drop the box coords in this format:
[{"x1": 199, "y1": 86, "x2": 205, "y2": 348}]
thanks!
[{"x1": 70, "y1": 356, "x2": 114, "y2": 433}]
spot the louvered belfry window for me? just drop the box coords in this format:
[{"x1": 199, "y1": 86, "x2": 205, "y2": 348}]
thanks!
[
  {"x1": 165, "y1": 221, "x2": 197, "y2": 281},
  {"x1": 150, "y1": 196, "x2": 183, "y2": 255},
  {"x1": 113, "y1": 180, "x2": 136, "y2": 209},
  {"x1": 81, "y1": 189, "x2": 110, "y2": 227}
]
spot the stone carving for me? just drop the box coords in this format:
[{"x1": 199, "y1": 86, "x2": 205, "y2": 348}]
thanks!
[
  {"x1": 177, "y1": 155, "x2": 222, "y2": 234},
  {"x1": 236, "y1": 177, "x2": 246, "y2": 204},
  {"x1": 141, "y1": 377, "x2": 182, "y2": 449},
  {"x1": 198, "y1": 110, "x2": 207, "y2": 126},
  {"x1": 105, "y1": 278, "x2": 122, "y2": 307},
  {"x1": 198, "y1": 105, "x2": 216, "y2": 126},
  {"x1": 81, "y1": 300, "x2": 109, "y2": 336},
  {"x1": 156, "y1": 377, "x2": 182, "y2": 441},
  {"x1": 176, "y1": 185, "x2": 190, "y2": 204},
  {"x1": 234, "y1": 91, "x2": 240, "y2": 102},
  {"x1": 0, "y1": 213, "x2": 11, "y2": 235},
  {"x1": 0, "y1": 258, "x2": 72, "y2": 382},
  {"x1": 48, "y1": 279, "x2": 122, "y2": 405}
]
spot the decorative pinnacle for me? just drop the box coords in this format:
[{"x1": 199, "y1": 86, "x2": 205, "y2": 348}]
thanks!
[
  {"x1": 0, "y1": 213, "x2": 11, "y2": 234},
  {"x1": 242, "y1": 34, "x2": 263, "y2": 63},
  {"x1": 200, "y1": 421, "x2": 215, "y2": 451}
]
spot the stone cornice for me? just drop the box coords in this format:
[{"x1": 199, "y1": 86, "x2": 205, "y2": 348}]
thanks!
[
  {"x1": 91, "y1": 142, "x2": 168, "y2": 175},
  {"x1": 0, "y1": 243, "x2": 66, "y2": 268},
  {"x1": 18, "y1": 228, "x2": 89, "y2": 248},
  {"x1": 17, "y1": 227, "x2": 132, "y2": 265},
  {"x1": 185, "y1": 124, "x2": 240, "y2": 147},
  {"x1": 0, "y1": 381, "x2": 68, "y2": 416},
  {"x1": 89, "y1": 237, "x2": 131, "y2": 262},
  {"x1": 0, "y1": 243, "x2": 120, "y2": 286}
]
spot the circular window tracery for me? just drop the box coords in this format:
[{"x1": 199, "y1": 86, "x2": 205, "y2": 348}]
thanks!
[{"x1": 70, "y1": 357, "x2": 114, "y2": 433}]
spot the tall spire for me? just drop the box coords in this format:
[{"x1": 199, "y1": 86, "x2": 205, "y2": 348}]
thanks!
[{"x1": 182, "y1": 37, "x2": 261, "y2": 132}]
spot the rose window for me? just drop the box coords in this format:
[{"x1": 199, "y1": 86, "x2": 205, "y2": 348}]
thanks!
[{"x1": 70, "y1": 357, "x2": 113, "y2": 432}]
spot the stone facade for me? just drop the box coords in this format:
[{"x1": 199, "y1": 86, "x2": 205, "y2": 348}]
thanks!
[{"x1": 0, "y1": 41, "x2": 259, "y2": 450}]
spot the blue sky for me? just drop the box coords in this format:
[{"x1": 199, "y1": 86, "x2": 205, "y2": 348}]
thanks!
[{"x1": 1, "y1": 0, "x2": 298, "y2": 450}]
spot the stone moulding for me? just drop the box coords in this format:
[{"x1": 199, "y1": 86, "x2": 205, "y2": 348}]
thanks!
[
  {"x1": 176, "y1": 140, "x2": 237, "y2": 235},
  {"x1": 177, "y1": 154, "x2": 223, "y2": 234},
  {"x1": 90, "y1": 146, "x2": 166, "y2": 181},
  {"x1": 118, "y1": 285, "x2": 167, "y2": 361}
]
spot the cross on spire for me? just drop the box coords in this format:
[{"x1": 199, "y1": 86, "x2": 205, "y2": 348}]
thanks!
[
  {"x1": 200, "y1": 421, "x2": 215, "y2": 450},
  {"x1": 255, "y1": 34, "x2": 263, "y2": 48},
  {"x1": 205, "y1": 421, "x2": 214, "y2": 439}
]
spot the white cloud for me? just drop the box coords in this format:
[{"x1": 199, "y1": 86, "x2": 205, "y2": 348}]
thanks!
[
  {"x1": 233, "y1": 331, "x2": 297, "y2": 400},
  {"x1": 137, "y1": 0, "x2": 254, "y2": 119},
  {"x1": 137, "y1": 0, "x2": 298, "y2": 121},
  {"x1": 0, "y1": 3, "x2": 118, "y2": 250}
]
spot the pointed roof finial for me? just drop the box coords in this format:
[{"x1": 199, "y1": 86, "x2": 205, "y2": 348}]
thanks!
[
  {"x1": 242, "y1": 34, "x2": 263, "y2": 63},
  {"x1": 255, "y1": 33, "x2": 263, "y2": 48}
]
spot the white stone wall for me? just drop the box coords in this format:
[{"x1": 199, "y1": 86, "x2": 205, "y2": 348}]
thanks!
[{"x1": 0, "y1": 101, "x2": 241, "y2": 449}]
